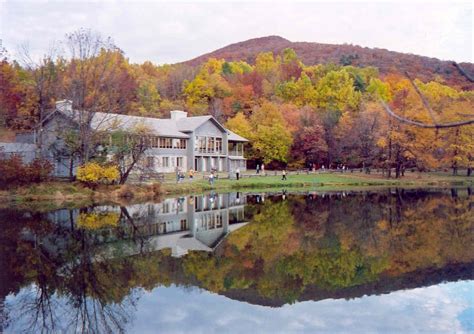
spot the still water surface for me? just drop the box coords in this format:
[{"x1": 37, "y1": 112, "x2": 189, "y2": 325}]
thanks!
[{"x1": 1, "y1": 188, "x2": 473, "y2": 333}]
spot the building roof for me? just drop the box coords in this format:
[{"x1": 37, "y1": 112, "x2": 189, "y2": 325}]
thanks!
[
  {"x1": 227, "y1": 129, "x2": 249, "y2": 142},
  {"x1": 176, "y1": 116, "x2": 213, "y2": 132},
  {"x1": 90, "y1": 112, "x2": 189, "y2": 138},
  {"x1": 56, "y1": 104, "x2": 248, "y2": 141},
  {"x1": 0, "y1": 142, "x2": 36, "y2": 153},
  {"x1": 176, "y1": 115, "x2": 227, "y2": 133}
]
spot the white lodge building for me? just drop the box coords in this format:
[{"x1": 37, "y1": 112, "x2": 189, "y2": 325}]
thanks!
[{"x1": 42, "y1": 101, "x2": 248, "y2": 175}]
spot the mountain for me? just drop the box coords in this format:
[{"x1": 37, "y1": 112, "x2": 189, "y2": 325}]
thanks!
[
  {"x1": 221, "y1": 261, "x2": 473, "y2": 307},
  {"x1": 184, "y1": 36, "x2": 474, "y2": 89}
]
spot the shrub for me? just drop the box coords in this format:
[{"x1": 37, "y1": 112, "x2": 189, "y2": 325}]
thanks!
[
  {"x1": 102, "y1": 165, "x2": 120, "y2": 183},
  {"x1": 0, "y1": 155, "x2": 53, "y2": 188},
  {"x1": 76, "y1": 212, "x2": 120, "y2": 230},
  {"x1": 77, "y1": 162, "x2": 119, "y2": 187},
  {"x1": 26, "y1": 158, "x2": 54, "y2": 183}
]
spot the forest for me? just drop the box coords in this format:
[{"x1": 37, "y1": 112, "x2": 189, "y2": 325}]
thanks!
[{"x1": 1, "y1": 29, "x2": 473, "y2": 177}]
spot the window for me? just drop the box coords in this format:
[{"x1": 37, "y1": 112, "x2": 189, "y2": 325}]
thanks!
[
  {"x1": 162, "y1": 157, "x2": 169, "y2": 167},
  {"x1": 177, "y1": 157, "x2": 183, "y2": 167},
  {"x1": 195, "y1": 136, "x2": 206, "y2": 152},
  {"x1": 173, "y1": 138, "x2": 187, "y2": 149},
  {"x1": 159, "y1": 137, "x2": 173, "y2": 148},
  {"x1": 216, "y1": 138, "x2": 222, "y2": 153},
  {"x1": 146, "y1": 156, "x2": 154, "y2": 168},
  {"x1": 207, "y1": 137, "x2": 214, "y2": 153},
  {"x1": 151, "y1": 137, "x2": 159, "y2": 148}
]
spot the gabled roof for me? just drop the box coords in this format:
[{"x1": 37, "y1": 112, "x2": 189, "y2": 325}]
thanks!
[
  {"x1": 176, "y1": 115, "x2": 227, "y2": 133},
  {"x1": 227, "y1": 129, "x2": 249, "y2": 142}
]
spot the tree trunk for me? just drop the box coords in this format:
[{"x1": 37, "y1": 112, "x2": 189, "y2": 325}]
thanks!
[
  {"x1": 119, "y1": 168, "x2": 133, "y2": 184},
  {"x1": 387, "y1": 137, "x2": 392, "y2": 179},
  {"x1": 119, "y1": 159, "x2": 139, "y2": 184},
  {"x1": 69, "y1": 157, "x2": 75, "y2": 180}
]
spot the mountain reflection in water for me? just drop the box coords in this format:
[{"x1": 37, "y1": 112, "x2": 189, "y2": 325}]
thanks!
[{"x1": 0, "y1": 188, "x2": 472, "y2": 333}]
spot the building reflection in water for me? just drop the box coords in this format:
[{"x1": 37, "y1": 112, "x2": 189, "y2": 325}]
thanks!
[{"x1": 38, "y1": 192, "x2": 248, "y2": 259}]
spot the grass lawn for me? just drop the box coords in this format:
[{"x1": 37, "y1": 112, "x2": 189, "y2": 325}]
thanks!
[
  {"x1": 1, "y1": 171, "x2": 471, "y2": 206},
  {"x1": 160, "y1": 171, "x2": 473, "y2": 195}
]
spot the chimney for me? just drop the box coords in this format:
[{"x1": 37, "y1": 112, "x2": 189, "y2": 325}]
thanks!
[
  {"x1": 170, "y1": 110, "x2": 188, "y2": 121},
  {"x1": 56, "y1": 100, "x2": 73, "y2": 113}
]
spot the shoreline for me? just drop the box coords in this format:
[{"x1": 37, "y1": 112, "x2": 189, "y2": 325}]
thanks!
[{"x1": 1, "y1": 172, "x2": 472, "y2": 209}]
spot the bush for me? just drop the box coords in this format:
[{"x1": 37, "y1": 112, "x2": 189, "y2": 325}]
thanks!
[
  {"x1": 76, "y1": 212, "x2": 120, "y2": 230},
  {"x1": 77, "y1": 162, "x2": 119, "y2": 187},
  {"x1": 27, "y1": 158, "x2": 55, "y2": 183},
  {"x1": 0, "y1": 155, "x2": 53, "y2": 188}
]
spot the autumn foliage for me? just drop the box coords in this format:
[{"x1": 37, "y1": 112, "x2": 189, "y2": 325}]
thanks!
[
  {"x1": 1, "y1": 30, "x2": 473, "y2": 176},
  {"x1": 0, "y1": 154, "x2": 53, "y2": 188},
  {"x1": 76, "y1": 162, "x2": 119, "y2": 187}
]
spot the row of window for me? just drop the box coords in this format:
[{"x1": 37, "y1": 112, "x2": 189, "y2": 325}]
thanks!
[
  {"x1": 150, "y1": 137, "x2": 187, "y2": 149},
  {"x1": 146, "y1": 156, "x2": 184, "y2": 168},
  {"x1": 195, "y1": 136, "x2": 223, "y2": 153},
  {"x1": 108, "y1": 135, "x2": 187, "y2": 149},
  {"x1": 196, "y1": 213, "x2": 224, "y2": 231}
]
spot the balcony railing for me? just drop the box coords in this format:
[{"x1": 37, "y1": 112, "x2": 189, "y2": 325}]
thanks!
[
  {"x1": 195, "y1": 148, "x2": 224, "y2": 154},
  {"x1": 228, "y1": 149, "x2": 244, "y2": 157}
]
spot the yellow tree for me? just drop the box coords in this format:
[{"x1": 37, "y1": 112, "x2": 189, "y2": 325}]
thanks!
[
  {"x1": 249, "y1": 102, "x2": 293, "y2": 164},
  {"x1": 183, "y1": 58, "x2": 231, "y2": 118},
  {"x1": 226, "y1": 112, "x2": 253, "y2": 140},
  {"x1": 438, "y1": 99, "x2": 474, "y2": 175},
  {"x1": 315, "y1": 69, "x2": 361, "y2": 111}
]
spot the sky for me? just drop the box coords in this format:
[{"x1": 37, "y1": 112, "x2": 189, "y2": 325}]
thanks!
[
  {"x1": 7, "y1": 281, "x2": 473, "y2": 333},
  {"x1": 0, "y1": 0, "x2": 473, "y2": 65},
  {"x1": 129, "y1": 282, "x2": 474, "y2": 333}
]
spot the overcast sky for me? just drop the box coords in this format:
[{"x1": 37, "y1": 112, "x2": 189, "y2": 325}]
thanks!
[{"x1": 0, "y1": 1, "x2": 472, "y2": 64}]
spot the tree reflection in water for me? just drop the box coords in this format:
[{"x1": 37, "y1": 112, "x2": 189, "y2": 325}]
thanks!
[{"x1": 0, "y1": 188, "x2": 472, "y2": 332}]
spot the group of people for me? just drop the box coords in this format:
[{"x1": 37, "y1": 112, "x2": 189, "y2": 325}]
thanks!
[
  {"x1": 176, "y1": 164, "x2": 292, "y2": 185},
  {"x1": 320, "y1": 164, "x2": 347, "y2": 172},
  {"x1": 175, "y1": 167, "x2": 195, "y2": 183}
]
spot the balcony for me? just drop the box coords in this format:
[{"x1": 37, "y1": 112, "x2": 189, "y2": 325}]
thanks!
[
  {"x1": 228, "y1": 149, "x2": 244, "y2": 157},
  {"x1": 195, "y1": 148, "x2": 224, "y2": 155}
]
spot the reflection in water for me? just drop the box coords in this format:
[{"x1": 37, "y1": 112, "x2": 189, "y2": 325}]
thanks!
[{"x1": 0, "y1": 188, "x2": 473, "y2": 333}]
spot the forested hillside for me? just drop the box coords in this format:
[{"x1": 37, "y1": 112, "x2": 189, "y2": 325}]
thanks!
[
  {"x1": 185, "y1": 36, "x2": 474, "y2": 90},
  {"x1": 1, "y1": 30, "x2": 473, "y2": 175}
]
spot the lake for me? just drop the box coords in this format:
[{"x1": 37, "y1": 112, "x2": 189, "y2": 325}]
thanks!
[{"x1": 1, "y1": 188, "x2": 473, "y2": 333}]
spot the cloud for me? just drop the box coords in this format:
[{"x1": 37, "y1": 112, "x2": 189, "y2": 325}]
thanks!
[
  {"x1": 0, "y1": 2, "x2": 472, "y2": 64},
  {"x1": 131, "y1": 281, "x2": 473, "y2": 333}
]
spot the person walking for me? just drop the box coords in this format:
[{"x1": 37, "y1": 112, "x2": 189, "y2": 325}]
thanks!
[
  {"x1": 188, "y1": 169, "x2": 194, "y2": 179},
  {"x1": 175, "y1": 166, "x2": 180, "y2": 183},
  {"x1": 261, "y1": 163, "x2": 265, "y2": 175},
  {"x1": 281, "y1": 169, "x2": 287, "y2": 181},
  {"x1": 209, "y1": 171, "x2": 215, "y2": 186},
  {"x1": 236, "y1": 167, "x2": 240, "y2": 180},
  {"x1": 256, "y1": 164, "x2": 260, "y2": 174}
]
